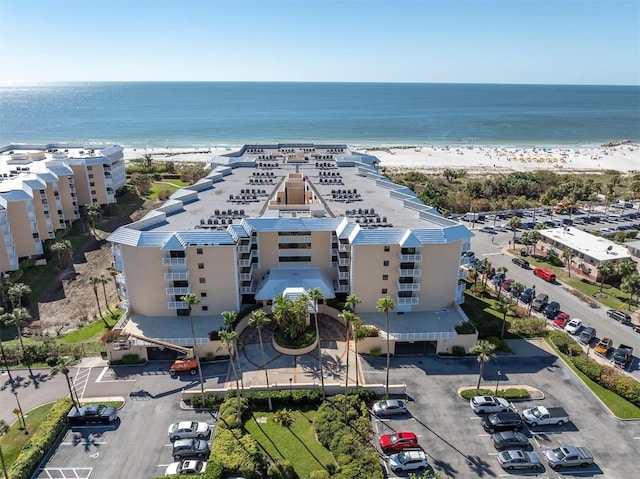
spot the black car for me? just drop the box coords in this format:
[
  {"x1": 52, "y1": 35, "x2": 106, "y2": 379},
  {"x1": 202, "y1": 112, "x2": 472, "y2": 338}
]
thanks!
[
  {"x1": 519, "y1": 288, "x2": 534, "y2": 304},
  {"x1": 67, "y1": 404, "x2": 118, "y2": 425},
  {"x1": 544, "y1": 301, "x2": 560, "y2": 319},
  {"x1": 481, "y1": 412, "x2": 523, "y2": 433},
  {"x1": 511, "y1": 257, "x2": 529, "y2": 269},
  {"x1": 172, "y1": 438, "x2": 211, "y2": 460},
  {"x1": 490, "y1": 431, "x2": 530, "y2": 450}
]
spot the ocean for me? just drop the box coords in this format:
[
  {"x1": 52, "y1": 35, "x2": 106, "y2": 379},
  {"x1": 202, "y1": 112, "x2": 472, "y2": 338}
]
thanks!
[{"x1": 1, "y1": 82, "x2": 638, "y2": 148}]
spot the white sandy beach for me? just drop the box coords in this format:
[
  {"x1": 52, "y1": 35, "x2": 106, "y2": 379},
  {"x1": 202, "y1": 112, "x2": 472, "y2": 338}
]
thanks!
[{"x1": 123, "y1": 143, "x2": 640, "y2": 173}]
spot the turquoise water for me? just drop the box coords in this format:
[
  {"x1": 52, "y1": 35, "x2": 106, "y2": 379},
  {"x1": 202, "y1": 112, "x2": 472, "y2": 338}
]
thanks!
[{"x1": 1, "y1": 82, "x2": 638, "y2": 147}]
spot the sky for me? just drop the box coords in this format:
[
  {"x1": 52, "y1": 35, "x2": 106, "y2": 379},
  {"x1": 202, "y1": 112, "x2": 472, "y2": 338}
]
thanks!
[{"x1": 1, "y1": 0, "x2": 639, "y2": 85}]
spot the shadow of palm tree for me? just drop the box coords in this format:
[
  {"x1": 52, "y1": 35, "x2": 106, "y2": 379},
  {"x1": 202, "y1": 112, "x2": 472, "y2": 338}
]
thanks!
[{"x1": 287, "y1": 425, "x2": 327, "y2": 470}]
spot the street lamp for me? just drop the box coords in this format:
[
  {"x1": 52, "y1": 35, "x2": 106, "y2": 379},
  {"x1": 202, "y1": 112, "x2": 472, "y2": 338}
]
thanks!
[
  {"x1": 13, "y1": 391, "x2": 27, "y2": 433},
  {"x1": 289, "y1": 378, "x2": 293, "y2": 398},
  {"x1": 495, "y1": 371, "x2": 502, "y2": 395}
]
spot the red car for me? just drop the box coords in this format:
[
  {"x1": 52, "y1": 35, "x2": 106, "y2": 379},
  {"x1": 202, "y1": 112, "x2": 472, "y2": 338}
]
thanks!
[
  {"x1": 379, "y1": 432, "x2": 419, "y2": 453},
  {"x1": 552, "y1": 312, "x2": 570, "y2": 328},
  {"x1": 500, "y1": 279, "x2": 514, "y2": 291}
]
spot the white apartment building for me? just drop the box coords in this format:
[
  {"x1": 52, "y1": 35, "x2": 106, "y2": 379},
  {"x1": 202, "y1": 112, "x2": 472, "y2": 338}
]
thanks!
[
  {"x1": 108, "y1": 144, "x2": 476, "y2": 355},
  {"x1": 0, "y1": 144, "x2": 126, "y2": 273}
]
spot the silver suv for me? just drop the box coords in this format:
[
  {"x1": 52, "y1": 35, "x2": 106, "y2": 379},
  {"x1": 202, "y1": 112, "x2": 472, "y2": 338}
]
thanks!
[{"x1": 607, "y1": 310, "x2": 631, "y2": 323}]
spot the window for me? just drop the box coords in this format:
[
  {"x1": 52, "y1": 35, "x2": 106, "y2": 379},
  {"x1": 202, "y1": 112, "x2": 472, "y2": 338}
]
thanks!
[
  {"x1": 382, "y1": 274, "x2": 389, "y2": 280},
  {"x1": 197, "y1": 248, "x2": 203, "y2": 255},
  {"x1": 88, "y1": 174, "x2": 94, "y2": 179},
  {"x1": 198, "y1": 263, "x2": 204, "y2": 269},
  {"x1": 384, "y1": 245, "x2": 390, "y2": 252},
  {"x1": 202, "y1": 305, "x2": 209, "y2": 311},
  {"x1": 87, "y1": 166, "x2": 93, "y2": 170},
  {"x1": 381, "y1": 288, "x2": 388, "y2": 294},
  {"x1": 90, "y1": 190, "x2": 96, "y2": 195},
  {"x1": 383, "y1": 260, "x2": 389, "y2": 267},
  {"x1": 200, "y1": 291, "x2": 207, "y2": 298},
  {"x1": 199, "y1": 277, "x2": 206, "y2": 284},
  {"x1": 89, "y1": 182, "x2": 95, "y2": 187}
]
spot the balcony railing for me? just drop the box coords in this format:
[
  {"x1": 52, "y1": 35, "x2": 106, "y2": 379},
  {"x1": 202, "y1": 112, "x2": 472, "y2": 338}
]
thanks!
[
  {"x1": 278, "y1": 249, "x2": 312, "y2": 257},
  {"x1": 334, "y1": 284, "x2": 350, "y2": 292},
  {"x1": 399, "y1": 254, "x2": 423, "y2": 262},
  {"x1": 397, "y1": 282, "x2": 420, "y2": 291},
  {"x1": 240, "y1": 273, "x2": 252, "y2": 281},
  {"x1": 338, "y1": 272, "x2": 350, "y2": 280},
  {"x1": 338, "y1": 243, "x2": 350, "y2": 252},
  {"x1": 398, "y1": 268, "x2": 422, "y2": 277},
  {"x1": 278, "y1": 235, "x2": 312, "y2": 243},
  {"x1": 396, "y1": 296, "x2": 419, "y2": 305},
  {"x1": 338, "y1": 258, "x2": 350, "y2": 266},
  {"x1": 240, "y1": 285, "x2": 254, "y2": 294},
  {"x1": 238, "y1": 244, "x2": 251, "y2": 253},
  {"x1": 278, "y1": 262, "x2": 312, "y2": 268},
  {"x1": 116, "y1": 274, "x2": 126, "y2": 285},
  {"x1": 167, "y1": 301, "x2": 188, "y2": 310},
  {"x1": 380, "y1": 331, "x2": 455, "y2": 341},
  {"x1": 162, "y1": 256, "x2": 188, "y2": 266},
  {"x1": 458, "y1": 269, "x2": 468, "y2": 280},
  {"x1": 166, "y1": 286, "x2": 191, "y2": 296},
  {"x1": 164, "y1": 271, "x2": 189, "y2": 281}
]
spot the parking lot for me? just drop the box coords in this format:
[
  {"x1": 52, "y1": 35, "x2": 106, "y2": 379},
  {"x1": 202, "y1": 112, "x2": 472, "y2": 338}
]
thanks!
[{"x1": 362, "y1": 348, "x2": 640, "y2": 478}]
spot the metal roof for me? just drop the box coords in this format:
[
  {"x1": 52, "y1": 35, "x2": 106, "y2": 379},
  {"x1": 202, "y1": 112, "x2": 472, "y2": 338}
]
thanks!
[
  {"x1": 254, "y1": 268, "x2": 335, "y2": 300},
  {"x1": 241, "y1": 217, "x2": 344, "y2": 234}
]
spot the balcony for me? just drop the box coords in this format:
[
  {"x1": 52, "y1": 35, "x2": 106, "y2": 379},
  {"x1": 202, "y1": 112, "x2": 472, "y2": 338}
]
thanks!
[
  {"x1": 119, "y1": 299, "x2": 130, "y2": 310},
  {"x1": 239, "y1": 258, "x2": 253, "y2": 267},
  {"x1": 397, "y1": 282, "x2": 420, "y2": 291},
  {"x1": 278, "y1": 248, "x2": 312, "y2": 257},
  {"x1": 116, "y1": 274, "x2": 126, "y2": 285},
  {"x1": 167, "y1": 301, "x2": 188, "y2": 310},
  {"x1": 166, "y1": 286, "x2": 191, "y2": 296},
  {"x1": 338, "y1": 243, "x2": 350, "y2": 252},
  {"x1": 338, "y1": 271, "x2": 350, "y2": 280},
  {"x1": 278, "y1": 262, "x2": 312, "y2": 268},
  {"x1": 396, "y1": 296, "x2": 419, "y2": 305},
  {"x1": 398, "y1": 267, "x2": 421, "y2": 277},
  {"x1": 278, "y1": 235, "x2": 312, "y2": 243},
  {"x1": 399, "y1": 253, "x2": 423, "y2": 262},
  {"x1": 164, "y1": 271, "x2": 189, "y2": 281},
  {"x1": 238, "y1": 244, "x2": 251, "y2": 253},
  {"x1": 240, "y1": 273, "x2": 252, "y2": 281},
  {"x1": 334, "y1": 284, "x2": 350, "y2": 293},
  {"x1": 162, "y1": 256, "x2": 188, "y2": 266},
  {"x1": 240, "y1": 285, "x2": 254, "y2": 294},
  {"x1": 114, "y1": 257, "x2": 124, "y2": 270},
  {"x1": 338, "y1": 258, "x2": 350, "y2": 266},
  {"x1": 458, "y1": 268, "x2": 468, "y2": 280}
]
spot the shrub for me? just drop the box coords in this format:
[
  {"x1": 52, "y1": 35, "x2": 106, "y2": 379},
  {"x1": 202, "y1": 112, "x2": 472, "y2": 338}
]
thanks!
[
  {"x1": 487, "y1": 336, "x2": 512, "y2": 352},
  {"x1": 120, "y1": 354, "x2": 142, "y2": 365},
  {"x1": 308, "y1": 471, "x2": 331, "y2": 479},
  {"x1": 460, "y1": 388, "x2": 529, "y2": 400},
  {"x1": 547, "y1": 255, "x2": 563, "y2": 267},
  {"x1": 360, "y1": 325, "x2": 380, "y2": 337},
  {"x1": 455, "y1": 321, "x2": 476, "y2": 334},
  {"x1": 571, "y1": 356, "x2": 605, "y2": 382},
  {"x1": 267, "y1": 460, "x2": 297, "y2": 479},
  {"x1": 273, "y1": 408, "x2": 294, "y2": 427},
  {"x1": 368, "y1": 347, "x2": 382, "y2": 357},
  {"x1": 508, "y1": 317, "x2": 547, "y2": 337},
  {"x1": 218, "y1": 396, "x2": 249, "y2": 430},
  {"x1": 451, "y1": 345, "x2": 466, "y2": 356},
  {"x1": 190, "y1": 393, "x2": 223, "y2": 410},
  {"x1": 245, "y1": 388, "x2": 322, "y2": 409},
  {"x1": 210, "y1": 427, "x2": 264, "y2": 479}
]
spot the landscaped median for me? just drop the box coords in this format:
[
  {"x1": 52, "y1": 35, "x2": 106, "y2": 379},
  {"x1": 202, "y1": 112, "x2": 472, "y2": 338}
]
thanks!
[{"x1": 546, "y1": 329, "x2": 640, "y2": 419}]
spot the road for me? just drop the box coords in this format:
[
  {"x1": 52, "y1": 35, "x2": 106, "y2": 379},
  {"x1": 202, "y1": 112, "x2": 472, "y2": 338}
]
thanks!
[{"x1": 467, "y1": 222, "x2": 640, "y2": 380}]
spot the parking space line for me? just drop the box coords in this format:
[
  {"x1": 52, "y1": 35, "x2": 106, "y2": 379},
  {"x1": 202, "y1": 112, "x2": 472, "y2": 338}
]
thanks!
[
  {"x1": 96, "y1": 366, "x2": 108, "y2": 382},
  {"x1": 35, "y1": 467, "x2": 92, "y2": 479},
  {"x1": 73, "y1": 368, "x2": 91, "y2": 399},
  {"x1": 60, "y1": 441, "x2": 107, "y2": 446}
]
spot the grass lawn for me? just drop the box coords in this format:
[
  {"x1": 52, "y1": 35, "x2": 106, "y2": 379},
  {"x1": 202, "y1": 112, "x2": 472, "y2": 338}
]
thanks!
[
  {"x1": 0, "y1": 402, "x2": 55, "y2": 466},
  {"x1": 149, "y1": 180, "x2": 190, "y2": 199},
  {"x1": 545, "y1": 339, "x2": 640, "y2": 419},
  {"x1": 60, "y1": 311, "x2": 121, "y2": 344},
  {"x1": 245, "y1": 409, "x2": 335, "y2": 478}
]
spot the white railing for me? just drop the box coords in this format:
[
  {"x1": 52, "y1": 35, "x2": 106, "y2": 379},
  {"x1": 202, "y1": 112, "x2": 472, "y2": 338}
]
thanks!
[
  {"x1": 278, "y1": 262, "x2": 312, "y2": 268},
  {"x1": 167, "y1": 301, "x2": 188, "y2": 310},
  {"x1": 239, "y1": 259, "x2": 253, "y2": 267},
  {"x1": 331, "y1": 248, "x2": 338, "y2": 255},
  {"x1": 338, "y1": 243, "x2": 350, "y2": 252},
  {"x1": 116, "y1": 274, "x2": 126, "y2": 285},
  {"x1": 166, "y1": 287, "x2": 191, "y2": 296},
  {"x1": 396, "y1": 296, "x2": 419, "y2": 305},
  {"x1": 238, "y1": 244, "x2": 251, "y2": 253},
  {"x1": 278, "y1": 248, "x2": 312, "y2": 257},
  {"x1": 278, "y1": 235, "x2": 312, "y2": 243},
  {"x1": 240, "y1": 286, "x2": 254, "y2": 294},
  {"x1": 339, "y1": 258, "x2": 350, "y2": 266},
  {"x1": 114, "y1": 257, "x2": 124, "y2": 270},
  {"x1": 240, "y1": 273, "x2": 252, "y2": 281},
  {"x1": 162, "y1": 256, "x2": 188, "y2": 266},
  {"x1": 338, "y1": 272, "x2": 350, "y2": 279},
  {"x1": 132, "y1": 337, "x2": 208, "y2": 346},
  {"x1": 334, "y1": 284, "x2": 350, "y2": 292},
  {"x1": 380, "y1": 331, "x2": 456, "y2": 341},
  {"x1": 164, "y1": 271, "x2": 189, "y2": 281},
  {"x1": 399, "y1": 254, "x2": 423, "y2": 262},
  {"x1": 398, "y1": 268, "x2": 422, "y2": 277},
  {"x1": 397, "y1": 282, "x2": 420, "y2": 291}
]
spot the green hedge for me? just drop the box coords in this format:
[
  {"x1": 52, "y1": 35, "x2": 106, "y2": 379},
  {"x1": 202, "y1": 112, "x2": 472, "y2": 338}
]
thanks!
[
  {"x1": 245, "y1": 388, "x2": 322, "y2": 409},
  {"x1": 314, "y1": 395, "x2": 383, "y2": 479},
  {"x1": 459, "y1": 388, "x2": 529, "y2": 400},
  {"x1": 210, "y1": 427, "x2": 265, "y2": 479},
  {"x1": 487, "y1": 336, "x2": 512, "y2": 352},
  {"x1": 8, "y1": 398, "x2": 72, "y2": 479}
]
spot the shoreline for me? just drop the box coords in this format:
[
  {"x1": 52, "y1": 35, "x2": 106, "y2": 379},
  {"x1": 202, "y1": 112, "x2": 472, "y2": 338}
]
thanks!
[{"x1": 124, "y1": 142, "x2": 639, "y2": 173}]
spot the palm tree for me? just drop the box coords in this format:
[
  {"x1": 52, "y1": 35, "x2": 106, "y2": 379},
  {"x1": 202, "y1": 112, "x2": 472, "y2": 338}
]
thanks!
[
  {"x1": 307, "y1": 287, "x2": 326, "y2": 399},
  {"x1": 339, "y1": 308, "x2": 356, "y2": 424},
  {"x1": 1, "y1": 308, "x2": 31, "y2": 369},
  {"x1": 50, "y1": 356, "x2": 79, "y2": 408},
  {"x1": 107, "y1": 266, "x2": 122, "y2": 301},
  {"x1": 352, "y1": 316, "x2": 365, "y2": 391},
  {"x1": 496, "y1": 266, "x2": 508, "y2": 300},
  {"x1": 615, "y1": 259, "x2": 637, "y2": 279},
  {"x1": 222, "y1": 311, "x2": 243, "y2": 390},
  {"x1": 8, "y1": 282, "x2": 31, "y2": 310},
  {"x1": 220, "y1": 329, "x2": 242, "y2": 420},
  {"x1": 0, "y1": 309, "x2": 15, "y2": 387},
  {"x1": 597, "y1": 262, "x2": 614, "y2": 293},
  {"x1": 620, "y1": 272, "x2": 640, "y2": 311},
  {"x1": 345, "y1": 294, "x2": 362, "y2": 391},
  {"x1": 88, "y1": 276, "x2": 107, "y2": 326},
  {"x1": 99, "y1": 274, "x2": 114, "y2": 315},
  {"x1": 377, "y1": 296, "x2": 396, "y2": 398},
  {"x1": 470, "y1": 340, "x2": 497, "y2": 390},
  {"x1": 562, "y1": 247, "x2": 573, "y2": 278},
  {"x1": 508, "y1": 217, "x2": 521, "y2": 245},
  {"x1": 181, "y1": 293, "x2": 205, "y2": 398},
  {"x1": 248, "y1": 310, "x2": 272, "y2": 411},
  {"x1": 495, "y1": 299, "x2": 511, "y2": 340},
  {"x1": 50, "y1": 240, "x2": 73, "y2": 268}
]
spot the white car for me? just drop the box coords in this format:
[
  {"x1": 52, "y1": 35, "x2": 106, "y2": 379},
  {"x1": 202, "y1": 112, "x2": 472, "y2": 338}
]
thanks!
[
  {"x1": 469, "y1": 396, "x2": 512, "y2": 414},
  {"x1": 168, "y1": 421, "x2": 211, "y2": 440},
  {"x1": 388, "y1": 449, "x2": 429, "y2": 472},
  {"x1": 564, "y1": 318, "x2": 583, "y2": 335},
  {"x1": 165, "y1": 459, "x2": 207, "y2": 476}
]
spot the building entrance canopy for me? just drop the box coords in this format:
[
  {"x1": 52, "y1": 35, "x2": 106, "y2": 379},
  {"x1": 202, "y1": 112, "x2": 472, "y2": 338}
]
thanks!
[{"x1": 254, "y1": 267, "x2": 336, "y2": 301}]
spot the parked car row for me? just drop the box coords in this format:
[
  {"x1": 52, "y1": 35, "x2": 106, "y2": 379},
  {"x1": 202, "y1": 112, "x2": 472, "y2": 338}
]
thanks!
[{"x1": 166, "y1": 421, "x2": 211, "y2": 476}]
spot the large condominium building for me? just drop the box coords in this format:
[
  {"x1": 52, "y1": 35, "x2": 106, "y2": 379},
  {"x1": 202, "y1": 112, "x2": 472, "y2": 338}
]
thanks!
[
  {"x1": 0, "y1": 144, "x2": 126, "y2": 273},
  {"x1": 109, "y1": 144, "x2": 476, "y2": 355}
]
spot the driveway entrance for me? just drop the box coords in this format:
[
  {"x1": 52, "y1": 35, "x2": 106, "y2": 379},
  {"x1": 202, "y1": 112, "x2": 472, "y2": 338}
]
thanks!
[{"x1": 395, "y1": 341, "x2": 437, "y2": 355}]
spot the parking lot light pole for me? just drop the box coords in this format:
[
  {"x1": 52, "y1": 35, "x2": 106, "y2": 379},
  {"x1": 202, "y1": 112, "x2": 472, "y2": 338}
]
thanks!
[
  {"x1": 289, "y1": 378, "x2": 292, "y2": 398},
  {"x1": 13, "y1": 391, "x2": 27, "y2": 434},
  {"x1": 495, "y1": 371, "x2": 502, "y2": 395}
]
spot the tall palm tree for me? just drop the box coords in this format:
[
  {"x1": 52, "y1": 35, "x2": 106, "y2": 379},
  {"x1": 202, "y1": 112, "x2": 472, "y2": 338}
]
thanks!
[
  {"x1": 88, "y1": 276, "x2": 108, "y2": 326},
  {"x1": 352, "y1": 316, "x2": 365, "y2": 391},
  {"x1": 50, "y1": 356, "x2": 79, "y2": 408},
  {"x1": 615, "y1": 259, "x2": 637, "y2": 279},
  {"x1": 377, "y1": 296, "x2": 396, "y2": 398},
  {"x1": 621, "y1": 273, "x2": 640, "y2": 311},
  {"x1": 248, "y1": 310, "x2": 272, "y2": 411},
  {"x1": 562, "y1": 247, "x2": 573, "y2": 278},
  {"x1": 0, "y1": 309, "x2": 15, "y2": 387},
  {"x1": 345, "y1": 294, "x2": 362, "y2": 392},
  {"x1": 222, "y1": 311, "x2": 244, "y2": 390},
  {"x1": 496, "y1": 266, "x2": 508, "y2": 300},
  {"x1": 8, "y1": 282, "x2": 31, "y2": 310},
  {"x1": 307, "y1": 287, "x2": 326, "y2": 399},
  {"x1": 50, "y1": 240, "x2": 73, "y2": 268},
  {"x1": 1, "y1": 308, "x2": 31, "y2": 369},
  {"x1": 339, "y1": 309, "x2": 356, "y2": 424},
  {"x1": 508, "y1": 217, "x2": 521, "y2": 245},
  {"x1": 495, "y1": 299, "x2": 511, "y2": 340},
  {"x1": 597, "y1": 262, "x2": 613, "y2": 293},
  {"x1": 181, "y1": 293, "x2": 205, "y2": 398},
  {"x1": 220, "y1": 329, "x2": 242, "y2": 420},
  {"x1": 107, "y1": 265, "x2": 122, "y2": 302},
  {"x1": 470, "y1": 340, "x2": 497, "y2": 390},
  {"x1": 99, "y1": 274, "x2": 114, "y2": 315}
]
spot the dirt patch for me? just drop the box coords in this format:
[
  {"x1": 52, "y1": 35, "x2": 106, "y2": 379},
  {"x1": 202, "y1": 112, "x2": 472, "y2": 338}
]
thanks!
[{"x1": 30, "y1": 199, "x2": 162, "y2": 337}]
